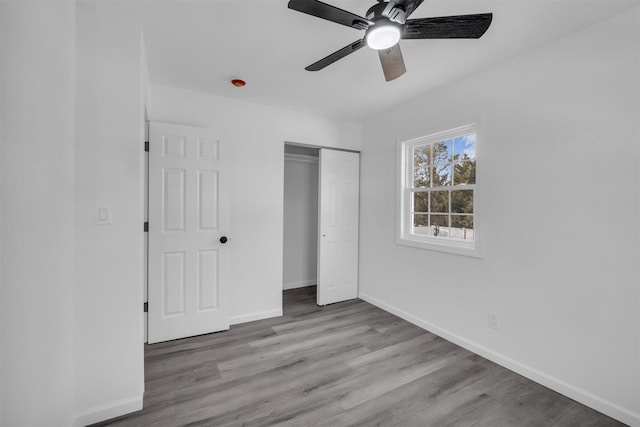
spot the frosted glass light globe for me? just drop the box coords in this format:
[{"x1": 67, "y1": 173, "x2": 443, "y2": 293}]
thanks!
[{"x1": 366, "y1": 25, "x2": 401, "y2": 50}]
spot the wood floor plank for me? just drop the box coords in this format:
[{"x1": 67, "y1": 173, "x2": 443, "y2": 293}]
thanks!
[
  {"x1": 358, "y1": 317, "x2": 431, "y2": 352},
  {"x1": 171, "y1": 358, "x2": 355, "y2": 425},
  {"x1": 217, "y1": 324, "x2": 371, "y2": 374},
  {"x1": 551, "y1": 403, "x2": 626, "y2": 427},
  {"x1": 312, "y1": 356, "x2": 492, "y2": 427},
  {"x1": 272, "y1": 300, "x2": 376, "y2": 334},
  {"x1": 309, "y1": 337, "x2": 474, "y2": 411},
  {"x1": 250, "y1": 309, "x2": 388, "y2": 350},
  {"x1": 219, "y1": 338, "x2": 369, "y2": 381},
  {"x1": 469, "y1": 380, "x2": 577, "y2": 427},
  {"x1": 391, "y1": 366, "x2": 513, "y2": 427},
  {"x1": 144, "y1": 359, "x2": 220, "y2": 399},
  {"x1": 346, "y1": 332, "x2": 439, "y2": 369},
  {"x1": 92, "y1": 286, "x2": 627, "y2": 427},
  {"x1": 397, "y1": 392, "x2": 502, "y2": 427}
]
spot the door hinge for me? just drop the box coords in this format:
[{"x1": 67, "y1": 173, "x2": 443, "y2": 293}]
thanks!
[
  {"x1": 144, "y1": 141, "x2": 149, "y2": 152},
  {"x1": 143, "y1": 302, "x2": 148, "y2": 313},
  {"x1": 144, "y1": 222, "x2": 149, "y2": 232}
]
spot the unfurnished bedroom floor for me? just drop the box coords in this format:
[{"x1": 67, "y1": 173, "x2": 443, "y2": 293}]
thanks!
[{"x1": 92, "y1": 286, "x2": 626, "y2": 427}]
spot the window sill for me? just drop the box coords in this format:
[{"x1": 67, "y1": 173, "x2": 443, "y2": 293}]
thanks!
[{"x1": 396, "y1": 236, "x2": 482, "y2": 258}]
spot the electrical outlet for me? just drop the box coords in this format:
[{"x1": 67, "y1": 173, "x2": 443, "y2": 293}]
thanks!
[{"x1": 488, "y1": 312, "x2": 500, "y2": 330}]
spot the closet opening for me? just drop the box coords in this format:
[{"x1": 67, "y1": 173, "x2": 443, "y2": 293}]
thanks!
[
  {"x1": 282, "y1": 142, "x2": 361, "y2": 312},
  {"x1": 283, "y1": 143, "x2": 320, "y2": 311}
]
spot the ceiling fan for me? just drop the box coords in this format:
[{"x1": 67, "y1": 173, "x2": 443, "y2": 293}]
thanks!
[{"x1": 288, "y1": 0, "x2": 493, "y2": 81}]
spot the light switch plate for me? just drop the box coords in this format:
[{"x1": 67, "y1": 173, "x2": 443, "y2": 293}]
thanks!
[{"x1": 94, "y1": 203, "x2": 112, "y2": 225}]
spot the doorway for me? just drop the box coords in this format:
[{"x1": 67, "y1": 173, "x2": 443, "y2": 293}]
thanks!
[
  {"x1": 283, "y1": 143, "x2": 360, "y2": 308},
  {"x1": 283, "y1": 144, "x2": 320, "y2": 296}
]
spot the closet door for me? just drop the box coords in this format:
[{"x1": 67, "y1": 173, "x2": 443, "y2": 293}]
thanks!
[{"x1": 317, "y1": 149, "x2": 360, "y2": 305}]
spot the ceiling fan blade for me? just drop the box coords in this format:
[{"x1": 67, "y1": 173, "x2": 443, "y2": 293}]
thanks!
[
  {"x1": 288, "y1": 0, "x2": 371, "y2": 30},
  {"x1": 379, "y1": 44, "x2": 406, "y2": 82},
  {"x1": 305, "y1": 39, "x2": 366, "y2": 71},
  {"x1": 403, "y1": 13, "x2": 493, "y2": 39}
]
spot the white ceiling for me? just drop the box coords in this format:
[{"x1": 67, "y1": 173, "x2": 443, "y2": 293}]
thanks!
[{"x1": 141, "y1": 0, "x2": 638, "y2": 122}]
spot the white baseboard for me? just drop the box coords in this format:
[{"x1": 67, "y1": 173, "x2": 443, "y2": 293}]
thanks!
[
  {"x1": 73, "y1": 395, "x2": 143, "y2": 427},
  {"x1": 283, "y1": 279, "x2": 316, "y2": 290},
  {"x1": 230, "y1": 308, "x2": 283, "y2": 325},
  {"x1": 358, "y1": 291, "x2": 640, "y2": 427}
]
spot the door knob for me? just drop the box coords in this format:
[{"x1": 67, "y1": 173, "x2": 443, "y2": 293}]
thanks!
[{"x1": 219, "y1": 236, "x2": 228, "y2": 244}]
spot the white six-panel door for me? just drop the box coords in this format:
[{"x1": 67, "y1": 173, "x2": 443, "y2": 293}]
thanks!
[
  {"x1": 317, "y1": 149, "x2": 360, "y2": 306},
  {"x1": 148, "y1": 122, "x2": 230, "y2": 343}
]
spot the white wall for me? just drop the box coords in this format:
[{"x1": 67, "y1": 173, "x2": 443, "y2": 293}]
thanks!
[
  {"x1": 359, "y1": 7, "x2": 640, "y2": 426},
  {"x1": 283, "y1": 155, "x2": 318, "y2": 289},
  {"x1": 150, "y1": 84, "x2": 361, "y2": 324},
  {"x1": 0, "y1": 3, "x2": 4, "y2": 421},
  {"x1": 0, "y1": 1, "x2": 76, "y2": 425},
  {"x1": 73, "y1": 2, "x2": 145, "y2": 424}
]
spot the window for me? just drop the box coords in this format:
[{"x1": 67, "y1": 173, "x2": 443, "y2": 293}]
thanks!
[{"x1": 397, "y1": 124, "x2": 480, "y2": 257}]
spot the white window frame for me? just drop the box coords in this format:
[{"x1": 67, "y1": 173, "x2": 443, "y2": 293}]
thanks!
[{"x1": 396, "y1": 123, "x2": 481, "y2": 258}]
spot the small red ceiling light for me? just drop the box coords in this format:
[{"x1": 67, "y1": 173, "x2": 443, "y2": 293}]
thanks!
[{"x1": 231, "y1": 79, "x2": 246, "y2": 87}]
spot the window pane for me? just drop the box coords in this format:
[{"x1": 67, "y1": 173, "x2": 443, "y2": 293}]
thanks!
[
  {"x1": 413, "y1": 144, "x2": 431, "y2": 168},
  {"x1": 451, "y1": 215, "x2": 474, "y2": 241},
  {"x1": 433, "y1": 164, "x2": 451, "y2": 186},
  {"x1": 413, "y1": 192, "x2": 429, "y2": 213},
  {"x1": 451, "y1": 190, "x2": 473, "y2": 213},
  {"x1": 453, "y1": 134, "x2": 476, "y2": 161},
  {"x1": 430, "y1": 191, "x2": 449, "y2": 213},
  {"x1": 413, "y1": 166, "x2": 431, "y2": 188},
  {"x1": 432, "y1": 140, "x2": 451, "y2": 166},
  {"x1": 430, "y1": 214, "x2": 449, "y2": 238},
  {"x1": 413, "y1": 214, "x2": 430, "y2": 235},
  {"x1": 453, "y1": 161, "x2": 475, "y2": 185}
]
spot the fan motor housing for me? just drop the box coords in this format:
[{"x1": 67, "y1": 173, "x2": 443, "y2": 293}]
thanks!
[
  {"x1": 365, "y1": 3, "x2": 403, "y2": 33},
  {"x1": 366, "y1": 2, "x2": 388, "y2": 20}
]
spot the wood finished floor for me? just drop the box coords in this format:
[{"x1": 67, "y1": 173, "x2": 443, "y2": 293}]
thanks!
[{"x1": 93, "y1": 286, "x2": 626, "y2": 427}]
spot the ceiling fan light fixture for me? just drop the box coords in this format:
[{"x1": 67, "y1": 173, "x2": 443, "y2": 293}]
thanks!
[
  {"x1": 287, "y1": 0, "x2": 493, "y2": 82},
  {"x1": 366, "y1": 24, "x2": 401, "y2": 50}
]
